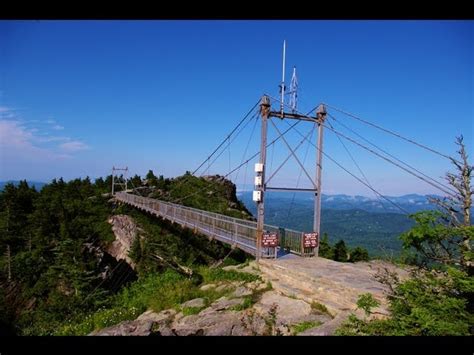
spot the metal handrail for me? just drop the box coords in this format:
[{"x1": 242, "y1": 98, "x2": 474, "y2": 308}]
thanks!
[{"x1": 115, "y1": 192, "x2": 305, "y2": 256}]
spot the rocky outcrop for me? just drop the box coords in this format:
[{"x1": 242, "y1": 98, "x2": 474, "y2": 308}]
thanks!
[
  {"x1": 258, "y1": 256, "x2": 409, "y2": 320},
  {"x1": 91, "y1": 309, "x2": 176, "y2": 336},
  {"x1": 107, "y1": 215, "x2": 142, "y2": 268},
  {"x1": 89, "y1": 257, "x2": 409, "y2": 336}
]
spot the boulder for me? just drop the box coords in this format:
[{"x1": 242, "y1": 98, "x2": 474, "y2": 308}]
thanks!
[
  {"x1": 90, "y1": 320, "x2": 153, "y2": 336},
  {"x1": 253, "y1": 291, "x2": 312, "y2": 325},
  {"x1": 90, "y1": 309, "x2": 176, "y2": 336},
  {"x1": 199, "y1": 283, "x2": 216, "y2": 291},
  {"x1": 232, "y1": 286, "x2": 253, "y2": 298},
  {"x1": 182, "y1": 298, "x2": 206, "y2": 308},
  {"x1": 172, "y1": 309, "x2": 248, "y2": 336},
  {"x1": 208, "y1": 297, "x2": 245, "y2": 311}
]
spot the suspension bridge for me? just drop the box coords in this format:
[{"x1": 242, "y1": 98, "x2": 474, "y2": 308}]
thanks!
[{"x1": 112, "y1": 42, "x2": 459, "y2": 261}]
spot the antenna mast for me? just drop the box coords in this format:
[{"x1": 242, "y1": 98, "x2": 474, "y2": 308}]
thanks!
[
  {"x1": 254, "y1": 40, "x2": 326, "y2": 259},
  {"x1": 289, "y1": 66, "x2": 298, "y2": 112},
  {"x1": 280, "y1": 40, "x2": 286, "y2": 115}
]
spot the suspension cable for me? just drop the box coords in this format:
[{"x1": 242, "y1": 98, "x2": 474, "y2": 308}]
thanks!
[
  {"x1": 267, "y1": 94, "x2": 456, "y2": 198},
  {"x1": 286, "y1": 124, "x2": 315, "y2": 222},
  {"x1": 192, "y1": 100, "x2": 260, "y2": 175},
  {"x1": 201, "y1": 110, "x2": 259, "y2": 177},
  {"x1": 322, "y1": 121, "x2": 457, "y2": 198},
  {"x1": 234, "y1": 114, "x2": 259, "y2": 185},
  {"x1": 282, "y1": 119, "x2": 410, "y2": 215},
  {"x1": 323, "y1": 102, "x2": 458, "y2": 163},
  {"x1": 171, "y1": 120, "x2": 302, "y2": 204},
  {"x1": 327, "y1": 112, "x2": 458, "y2": 196},
  {"x1": 326, "y1": 119, "x2": 390, "y2": 213}
]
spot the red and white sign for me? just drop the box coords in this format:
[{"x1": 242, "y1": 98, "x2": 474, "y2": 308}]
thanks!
[
  {"x1": 262, "y1": 232, "x2": 278, "y2": 247},
  {"x1": 303, "y1": 232, "x2": 319, "y2": 248}
]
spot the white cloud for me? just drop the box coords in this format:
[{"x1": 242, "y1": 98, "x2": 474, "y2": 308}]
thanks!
[
  {"x1": 0, "y1": 117, "x2": 90, "y2": 160},
  {"x1": 52, "y1": 124, "x2": 64, "y2": 130},
  {"x1": 0, "y1": 120, "x2": 35, "y2": 148},
  {"x1": 59, "y1": 140, "x2": 90, "y2": 152},
  {"x1": 0, "y1": 106, "x2": 11, "y2": 113},
  {"x1": 46, "y1": 119, "x2": 55, "y2": 124}
]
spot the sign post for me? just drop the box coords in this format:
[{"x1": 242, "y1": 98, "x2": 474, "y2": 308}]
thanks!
[
  {"x1": 262, "y1": 232, "x2": 278, "y2": 259},
  {"x1": 302, "y1": 232, "x2": 319, "y2": 256}
]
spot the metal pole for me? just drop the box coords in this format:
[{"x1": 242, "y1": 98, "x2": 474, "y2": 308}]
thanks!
[
  {"x1": 280, "y1": 40, "x2": 286, "y2": 115},
  {"x1": 111, "y1": 167, "x2": 115, "y2": 195},
  {"x1": 256, "y1": 95, "x2": 270, "y2": 261},
  {"x1": 314, "y1": 105, "x2": 326, "y2": 257},
  {"x1": 125, "y1": 167, "x2": 128, "y2": 191}
]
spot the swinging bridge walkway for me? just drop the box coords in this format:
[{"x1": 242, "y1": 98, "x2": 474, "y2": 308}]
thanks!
[{"x1": 115, "y1": 191, "x2": 309, "y2": 257}]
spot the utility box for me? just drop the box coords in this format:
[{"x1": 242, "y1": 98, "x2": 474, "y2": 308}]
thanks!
[
  {"x1": 254, "y1": 163, "x2": 264, "y2": 173},
  {"x1": 253, "y1": 190, "x2": 262, "y2": 202},
  {"x1": 254, "y1": 176, "x2": 262, "y2": 186}
]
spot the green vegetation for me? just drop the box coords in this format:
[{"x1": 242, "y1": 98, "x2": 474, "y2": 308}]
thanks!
[
  {"x1": 182, "y1": 306, "x2": 206, "y2": 316},
  {"x1": 291, "y1": 320, "x2": 322, "y2": 335},
  {"x1": 152, "y1": 173, "x2": 254, "y2": 220},
  {"x1": 319, "y1": 233, "x2": 369, "y2": 263},
  {"x1": 336, "y1": 269, "x2": 473, "y2": 336},
  {"x1": 0, "y1": 171, "x2": 255, "y2": 335},
  {"x1": 231, "y1": 296, "x2": 254, "y2": 311},
  {"x1": 232, "y1": 281, "x2": 273, "y2": 311},
  {"x1": 311, "y1": 301, "x2": 332, "y2": 317},
  {"x1": 198, "y1": 266, "x2": 260, "y2": 284},
  {"x1": 356, "y1": 293, "x2": 380, "y2": 318},
  {"x1": 51, "y1": 265, "x2": 260, "y2": 335},
  {"x1": 336, "y1": 137, "x2": 474, "y2": 336}
]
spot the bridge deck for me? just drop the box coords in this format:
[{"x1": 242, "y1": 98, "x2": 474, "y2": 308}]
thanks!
[{"x1": 114, "y1": 192, "x2": 308, "y2": 257}]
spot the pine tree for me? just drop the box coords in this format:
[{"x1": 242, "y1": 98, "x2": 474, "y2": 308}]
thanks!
[{"x1": 333, "y1": 240, "x2": 348, "y2": 262}]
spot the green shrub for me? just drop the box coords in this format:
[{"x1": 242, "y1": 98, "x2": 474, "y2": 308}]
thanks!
[
  {"x1": 311, "y1": 301, "x2": 331, "y2": 317},
  {"x1": 356, "y1": 293, "x2": 380, "y2": 317},
  {"x1": 336, "y1": 268, "x2": 473, "y2": 336},
  {"x1": 182, "y1": 306, "x2": 205, "y2": 316},
  {"x1": 291, "y1": 321, "x2": 322, "y2": 335},
  {"x1": 349, "y1": 247, "x2": 369, "y2": 262},
  {"x1": 333, "y1": 240, "x2": 348, "y2": 262},
  {"x1": 198, "y1": 266, "x2": 260, "y2": 284}
]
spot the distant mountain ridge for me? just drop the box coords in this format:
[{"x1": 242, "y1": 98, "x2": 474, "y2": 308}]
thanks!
[
  {"x1": 237, "y1": 191, "x2": 441, "y2": 214},
  {"x1": 0, "y1": 180, "x2": 47, "y2": 191},
  {"x1": 236, "y1": 191, "x2": 446, "y2": 256}
]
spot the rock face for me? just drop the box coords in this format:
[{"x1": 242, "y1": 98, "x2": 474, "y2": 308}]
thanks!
[
  {"x1": 107, "y1": 215, "x2": 142, "y2": 268},
  {"x1": 254, "y1": 291, "x2": 311, "y2": 325},
  {"x1": 91, "y1": 309, "x2": 176, "y2": 336},
  {"x1": 258, "y1": 257, "x2": 409, "y2": 319},
  {"x1": 89, "y1": 258, "x2": 409, "y2": 336},
  {"x1": 171, "y1": 309, "x2": 246, "y2": 336},
  {"x1": 181, "y1": 298, "x2": 206, "y2": 308}
]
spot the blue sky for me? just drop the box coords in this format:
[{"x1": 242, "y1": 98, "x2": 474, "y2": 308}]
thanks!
[{"x1": 0, "y1": 20, "x2": 472, "y2": 196}]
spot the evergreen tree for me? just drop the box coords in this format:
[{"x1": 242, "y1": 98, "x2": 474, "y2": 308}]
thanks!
[
  {"x1": 145, "y1": 170, "x2": 159, "y2": 187},
  {"x1": 349, "y1": 246, "x2": 369, "y2": 262},
  {"x1": 318, "y1": 233, "x2": 334, "y2": 259},
  {"x1": 333, "y1": 240, "x2": 348, "y2": 262}
]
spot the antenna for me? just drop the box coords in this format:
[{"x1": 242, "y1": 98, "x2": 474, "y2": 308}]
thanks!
[
  {"x1": 289, "y1": 66, "x2": 298, "y2": 112},
  {"x1": 280, "y1": 40, "x2": 286, "y2": 114}
]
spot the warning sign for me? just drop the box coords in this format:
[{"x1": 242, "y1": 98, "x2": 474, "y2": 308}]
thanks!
[
  {"x1": 262, "y1": 232, "x2": 278, "y2": 247},
  {"x1": 303, "y1": 232, "x2": 319, "y2": 248}
]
